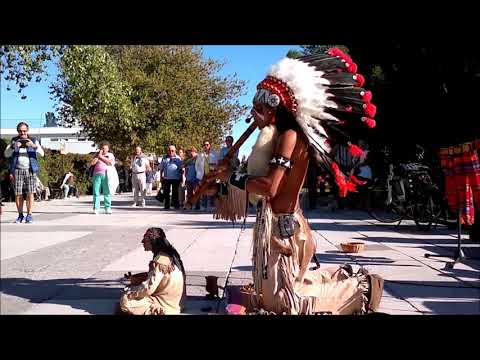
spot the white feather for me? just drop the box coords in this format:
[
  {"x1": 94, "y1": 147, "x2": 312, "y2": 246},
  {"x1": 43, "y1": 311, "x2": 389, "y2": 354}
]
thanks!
[{"x1": 268, "y1": 58, "x2": 334, "y2": 123}]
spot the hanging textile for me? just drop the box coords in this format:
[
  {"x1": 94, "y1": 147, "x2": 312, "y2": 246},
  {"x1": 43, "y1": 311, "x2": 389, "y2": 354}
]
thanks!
[{"x1": 439, "y1": 139, "x2": 480, "y2": 225}]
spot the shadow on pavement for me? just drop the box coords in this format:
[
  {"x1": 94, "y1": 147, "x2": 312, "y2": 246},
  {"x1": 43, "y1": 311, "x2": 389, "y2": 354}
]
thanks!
[
  {"x1": 305, "y1": 208, "x2": 373, "y2": 221},
  {"x1": 349, "y1": 235, "x2": 480, "y2": 271},
  {"x1": 173, "y1": 220, "x2": 254, "y2": 229},
  {"x1": 308, "y1": 221, "x2": 461, "y2": 237},
  {"x1": 384, "y1": 279, "x2": 480, "y2": 314},
  {"x1": 0, "y1": 277, "x2": 219, "y2": 315},
  {"x1": 314, "y1": 251, "x2": 421, "y2": 267}
]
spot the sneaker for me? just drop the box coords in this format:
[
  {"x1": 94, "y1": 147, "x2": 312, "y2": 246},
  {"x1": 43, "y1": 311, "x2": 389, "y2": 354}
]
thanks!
[
  {"x1": 105, "y1": 208, "x2": 112, "y2": 214},
  {"x1": 25, "y1": 214, "x2": 33, "y2": 224},
  {"x1": 15, "y1": 214, "x2": 24, "y2": 223},
  {"x1": 93, "y1": 209, "x2": 99, "y2": 215},
  {"x1": 140, "y1": 201, "x2": 146, "y2": 208},
  {"x1": 131, "y1": 203, "x2": 138, "y2": 207}
]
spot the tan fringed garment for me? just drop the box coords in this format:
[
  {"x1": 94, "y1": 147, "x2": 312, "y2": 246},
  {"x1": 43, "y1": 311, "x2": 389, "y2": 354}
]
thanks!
[
  {"x1": 120, "y1": 252, "x2": 184, "y2": 315},
  {"x1": 252, "y1": 200, "x2": 368, "y2": 315},
  {"x1": 213, "y1": 185, "x2": 248, "y2": 222}
]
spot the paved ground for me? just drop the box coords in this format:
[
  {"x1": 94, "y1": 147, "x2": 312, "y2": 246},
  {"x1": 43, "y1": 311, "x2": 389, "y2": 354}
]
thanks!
[{"x1": 1, "y1": 193, "x2": 479, "y2": 315}]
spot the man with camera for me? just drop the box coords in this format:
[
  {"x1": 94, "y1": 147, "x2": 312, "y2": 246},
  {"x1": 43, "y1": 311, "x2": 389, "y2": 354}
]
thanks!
[{"x1": 4, "y1": 122, "x2": 44, "y2": 223}]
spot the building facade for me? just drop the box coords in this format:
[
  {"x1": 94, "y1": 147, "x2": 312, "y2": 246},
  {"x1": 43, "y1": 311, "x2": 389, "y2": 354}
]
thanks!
[{"x1": 0, "y1": 127, "x2": 97, "y2": 154}]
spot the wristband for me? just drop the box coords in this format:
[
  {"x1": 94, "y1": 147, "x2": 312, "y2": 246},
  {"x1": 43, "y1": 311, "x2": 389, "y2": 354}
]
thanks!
[{"x1": 269, "y1": 156, "x2": 292, "y2": 169}]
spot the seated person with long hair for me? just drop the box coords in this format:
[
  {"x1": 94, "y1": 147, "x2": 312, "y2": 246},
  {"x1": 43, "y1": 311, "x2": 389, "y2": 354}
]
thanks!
[{"x1": 118, "y1": 227, "x2": 186, "y2": 315}]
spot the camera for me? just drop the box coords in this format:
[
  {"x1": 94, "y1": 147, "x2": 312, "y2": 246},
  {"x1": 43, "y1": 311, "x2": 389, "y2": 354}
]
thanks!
[{"x1": 19, "y1": 139, "x2": 29, "y2": 147}]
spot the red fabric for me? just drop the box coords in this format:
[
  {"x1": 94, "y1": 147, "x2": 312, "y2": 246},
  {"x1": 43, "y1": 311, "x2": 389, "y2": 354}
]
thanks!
[{"x1": 439, "y1": 142, "x2": 480, "y2": 225}]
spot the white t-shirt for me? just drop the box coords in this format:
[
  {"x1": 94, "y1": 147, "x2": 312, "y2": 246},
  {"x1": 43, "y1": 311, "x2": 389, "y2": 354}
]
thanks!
[{"x1": 132, "y1": 155, "x2": 150, "y2": 173}]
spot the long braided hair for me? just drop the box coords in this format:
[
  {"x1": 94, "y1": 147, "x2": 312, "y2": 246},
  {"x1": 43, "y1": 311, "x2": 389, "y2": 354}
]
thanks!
[
  {"x1": 145, "y1": 227, "x2": 187, "y2": 309},
  {"x1": 145, "y1": 227, "x2": 186, "y2": 277}
]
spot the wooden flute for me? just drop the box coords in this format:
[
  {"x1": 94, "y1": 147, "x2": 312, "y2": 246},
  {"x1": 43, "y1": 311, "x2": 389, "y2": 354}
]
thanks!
[{"x1": 184, "y1": 116, "x2": 257, "y2": 209}]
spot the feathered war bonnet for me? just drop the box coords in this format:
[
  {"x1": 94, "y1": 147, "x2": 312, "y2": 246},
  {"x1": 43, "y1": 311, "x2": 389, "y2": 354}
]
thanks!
[{"x1": 253, "y1": 47, "x2": 377, "y2": 197}]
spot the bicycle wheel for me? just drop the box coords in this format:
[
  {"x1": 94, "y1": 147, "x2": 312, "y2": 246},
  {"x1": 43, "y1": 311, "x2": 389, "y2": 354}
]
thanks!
[
  {"x1": 367, "y1": 180, "x2": 403, "y2": 223},
  {"x1": 414, "y1": 196, "x2": 434, "y2": 231}
]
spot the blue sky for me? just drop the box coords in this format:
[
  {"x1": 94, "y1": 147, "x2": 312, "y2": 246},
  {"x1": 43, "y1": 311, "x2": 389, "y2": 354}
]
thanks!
[{"x1": 1, "y1": 45, "x2": 299, "y2": 158}]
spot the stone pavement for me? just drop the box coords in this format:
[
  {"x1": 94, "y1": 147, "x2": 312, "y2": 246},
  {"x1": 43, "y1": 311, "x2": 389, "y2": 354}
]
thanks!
[{"x1": 1, "y1": 193, "x2": 479, "y2": 315}]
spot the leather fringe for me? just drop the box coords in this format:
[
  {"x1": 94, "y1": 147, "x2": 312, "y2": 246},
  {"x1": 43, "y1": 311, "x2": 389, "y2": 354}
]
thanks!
[{"x1": 213, "y1": 185, "x2": 248, "y2": 222}]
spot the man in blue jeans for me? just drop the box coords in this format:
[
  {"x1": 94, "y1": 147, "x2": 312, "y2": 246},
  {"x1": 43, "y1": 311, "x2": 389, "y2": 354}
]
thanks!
[{"x1": 158, "y1": 145, "x2": 183, "y2": 210}]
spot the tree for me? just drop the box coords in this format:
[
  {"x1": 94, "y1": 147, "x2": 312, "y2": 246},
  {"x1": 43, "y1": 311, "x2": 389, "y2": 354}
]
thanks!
[
  {"x1": 50, "y1": 45, "x2": 247, "y2": 159},
  {"x1": 103, "y1": 46, "x2": 247, "y2": 155},
  {"x1": 286, "y1": 49, "x2": 303, "y2": 59},
  {"x1": 299, "y1": 45, "x2": 350, "y2": 56},
  {"x1": 0, "y1": 45, "x2": 66, "y2": 99},
  {"x1": 3, "y1": 45, "x2": 247, "y2": 160},
  {"x1": 49, "y1": 45, "x2": 137, "y2": 159}
]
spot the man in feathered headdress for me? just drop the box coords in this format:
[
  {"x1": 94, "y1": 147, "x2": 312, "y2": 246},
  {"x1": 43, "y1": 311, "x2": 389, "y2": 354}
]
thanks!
[{"x1": 211, "y1": 48, "x2": 384, "y2": 314}]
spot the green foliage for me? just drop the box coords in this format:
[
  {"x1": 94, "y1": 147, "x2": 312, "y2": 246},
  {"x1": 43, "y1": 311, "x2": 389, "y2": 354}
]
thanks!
[
  {"x1": 36, "y1": 156, "x2": 49, "y2": 185},
  {"x1": 41, "y1": 150, "x2": 92, "y2": 195},
  {"x1": 286, "y1": 49, "x2": 304, "y2": 59},
  {"x1": 3, "y1": 45, "x2": 247, "y2": 159},
  {"x1": 0, "y1": 138, "x2": 9, "y2": 181},
  {"x1": 47, "y1": 45, "x2": 247, "y2": 159},
  {"x1": 50, "y1": 45, "x2": 136, "y2": 158},
  {"x1": 370, "y1": 65, "x2": 385, "y2": 85},
  {"x1": 105, "y1": 46, "x2": 247, "y2": 154},
  {"x1": 300, "y1": 45, "x2": 350, "y2": 55},
  {"x1": 0, "y1": 45, "x2": 66, "y2": 98}
]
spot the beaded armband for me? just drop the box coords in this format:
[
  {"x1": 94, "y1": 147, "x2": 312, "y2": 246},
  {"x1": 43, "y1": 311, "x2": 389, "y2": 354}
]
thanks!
[
  {"x1": 269, "y1": 156, "x2": 292, "y2": 169},
  {"x1": 229, "y1": 171, "x2": 249, "y2": 191}
]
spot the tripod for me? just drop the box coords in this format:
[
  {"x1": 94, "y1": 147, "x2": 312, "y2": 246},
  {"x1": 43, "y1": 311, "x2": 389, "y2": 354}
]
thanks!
[{"x1": 425, "y1": 201, "x2": 480, "y2": 269}]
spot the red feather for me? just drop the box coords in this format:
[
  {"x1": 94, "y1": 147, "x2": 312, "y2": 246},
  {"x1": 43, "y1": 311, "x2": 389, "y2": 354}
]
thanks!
[
  {"x1": 364, "y1": 103, "x2": 377, "y2": 118},
  {"x1": 347, "y1": 62, "x2": 358, "y2": 74},
  {"x1": 362, "y1": 90, "x2": 372, "y2": 103},
  {"x1": 362, "y1": 117, "x2": 376, "y2": 128},
  {"x1": 348, "y1": 143, "x2": 365, "y2": 158},
  {"x1": 331, "y1": 162, "x2": 347, "y2": 197},
  {"x1": 330, "y1": 162, "x2": 359, "y2": 197},
  {"x1": 327, "y1": 48, "x2": 353, "y2": 64},
  {"x1": 349, "y1": 175, "x2": 367, "y2": 186},
  {"x1": 354, "y1": 74, "x2": 365, "y2": 87}
]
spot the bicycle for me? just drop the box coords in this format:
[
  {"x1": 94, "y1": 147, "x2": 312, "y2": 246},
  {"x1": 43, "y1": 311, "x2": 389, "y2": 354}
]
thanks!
[{"x1": 366, "y1": 162, "x2": 438, "y2": 230}]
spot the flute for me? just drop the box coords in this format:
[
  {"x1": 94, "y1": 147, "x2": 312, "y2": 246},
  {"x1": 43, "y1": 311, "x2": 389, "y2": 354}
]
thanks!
[{"x1": 185, "y1": 116, "x2": 257, "y2": 209}]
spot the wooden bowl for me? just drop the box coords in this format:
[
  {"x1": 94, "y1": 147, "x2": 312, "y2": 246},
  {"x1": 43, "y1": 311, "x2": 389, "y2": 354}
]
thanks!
[{"x1": 340, "y1": 242, "x2": 365, "y2": 253}]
